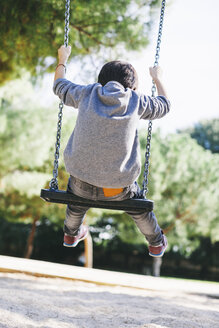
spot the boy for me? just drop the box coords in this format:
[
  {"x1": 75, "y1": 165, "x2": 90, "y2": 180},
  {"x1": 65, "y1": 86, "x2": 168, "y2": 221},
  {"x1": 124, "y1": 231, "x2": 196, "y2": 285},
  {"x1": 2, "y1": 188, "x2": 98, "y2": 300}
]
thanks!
[{"x1": 53, "y1": 45, "x2": 170, "y2": 257}]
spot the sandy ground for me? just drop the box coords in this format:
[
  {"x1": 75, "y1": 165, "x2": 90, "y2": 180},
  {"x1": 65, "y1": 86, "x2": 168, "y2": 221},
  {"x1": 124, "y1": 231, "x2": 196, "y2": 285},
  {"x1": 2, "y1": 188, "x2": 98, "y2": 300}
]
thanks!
[{"x1": 0, "y1": 272, "x2": 219, "y2": 328}]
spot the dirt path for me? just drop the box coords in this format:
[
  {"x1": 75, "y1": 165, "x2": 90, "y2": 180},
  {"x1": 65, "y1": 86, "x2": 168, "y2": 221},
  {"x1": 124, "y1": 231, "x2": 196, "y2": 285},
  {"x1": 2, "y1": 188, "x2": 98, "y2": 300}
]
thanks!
[{"x1": 0, "y1": 271, "x2": 218, "y2": 328}]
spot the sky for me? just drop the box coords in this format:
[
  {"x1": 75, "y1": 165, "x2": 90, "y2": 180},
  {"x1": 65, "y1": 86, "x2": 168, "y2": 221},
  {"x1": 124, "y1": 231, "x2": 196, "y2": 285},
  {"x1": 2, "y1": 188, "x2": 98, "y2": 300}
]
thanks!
[
  {"x1": 131, "y1": 0, "x2": 219, "y2": 133},
  {"x1": 37, "y1": 0, "x2": 219, "y2": 134}
]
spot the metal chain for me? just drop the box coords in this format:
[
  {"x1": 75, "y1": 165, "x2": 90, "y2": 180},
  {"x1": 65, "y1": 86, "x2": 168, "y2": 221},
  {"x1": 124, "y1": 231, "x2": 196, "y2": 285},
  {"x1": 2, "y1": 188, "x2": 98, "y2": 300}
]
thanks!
[
  {"x1": 49, "y1": 0, "x2": 70, "y2": 190},
  {"x1": 141, "y1": 0, "x2": 166, "y2": 198}
]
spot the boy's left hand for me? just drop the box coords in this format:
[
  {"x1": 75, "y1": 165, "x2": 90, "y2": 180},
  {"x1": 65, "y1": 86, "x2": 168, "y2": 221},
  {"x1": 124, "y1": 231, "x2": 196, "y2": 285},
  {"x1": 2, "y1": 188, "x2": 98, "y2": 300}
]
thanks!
[{"x1": 58, "y1": 45, "x2": 71, "y2": 64}]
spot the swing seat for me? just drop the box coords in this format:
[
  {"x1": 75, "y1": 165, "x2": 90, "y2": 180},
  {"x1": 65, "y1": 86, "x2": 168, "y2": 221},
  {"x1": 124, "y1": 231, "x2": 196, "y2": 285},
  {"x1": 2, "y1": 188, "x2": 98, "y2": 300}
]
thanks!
[{"x1": 40, "y1": 189, "x2": 154, "y2": 212}]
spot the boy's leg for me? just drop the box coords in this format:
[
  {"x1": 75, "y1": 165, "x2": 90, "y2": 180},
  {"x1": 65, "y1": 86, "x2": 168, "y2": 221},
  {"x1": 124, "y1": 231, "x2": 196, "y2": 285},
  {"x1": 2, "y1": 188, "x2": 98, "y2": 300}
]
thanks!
[
  {"x1": 63, "y1": 176, "x2": 91, "y2": 247},
  {"x1": 64, "y1": 204, "x2": 89, "y2": 236},
  {"x1": 124, "y1": 182, "x2": 167, "y2": 256},
  {"x1": 125, "y1": 209, "x2": 167, "y2": 257},
  {"x1": 98, "y1": 181, "x2": 163, "y2": 245},
  {"x1": 64, "y1": 176, "x2": 92, "y2": 236},
  {"x1": 125, "y1": 209, "x2": 162, "y2": 246},
  {"x1": 63, "y1": 204, "x2": 89, "y2": 247}
]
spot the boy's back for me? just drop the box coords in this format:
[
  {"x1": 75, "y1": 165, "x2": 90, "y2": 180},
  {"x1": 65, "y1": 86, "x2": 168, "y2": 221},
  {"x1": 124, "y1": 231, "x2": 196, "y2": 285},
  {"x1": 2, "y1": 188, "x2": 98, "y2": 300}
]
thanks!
[{"x1": 54, "y1": 78, "x2": 170, "y2": 188}]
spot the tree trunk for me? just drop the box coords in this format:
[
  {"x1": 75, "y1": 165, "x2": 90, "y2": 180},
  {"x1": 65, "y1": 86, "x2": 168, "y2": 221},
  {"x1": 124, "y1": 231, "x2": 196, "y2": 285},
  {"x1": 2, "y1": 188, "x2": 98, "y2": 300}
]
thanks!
[
  {"x1": 152, "y1": 257, "x2": 162, "y2": 277},
  {"x1": 24, "y1": 217, "x2": 38, "y2": 259},
  {"x1": 84, "y1": 230, "x2": 93, "y2": 268}
]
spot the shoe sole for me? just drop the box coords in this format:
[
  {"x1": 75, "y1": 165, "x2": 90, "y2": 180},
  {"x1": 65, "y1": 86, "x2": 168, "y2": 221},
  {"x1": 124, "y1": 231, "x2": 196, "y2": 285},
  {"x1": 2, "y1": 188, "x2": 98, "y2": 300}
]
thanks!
[
  {"x1": 149, "y1": 250, "x2": 165, "y2": 258},
  {"x1": 149, "y1": 244, "x2": 167, "y2": 258},
  {"x1": 63, "y1": 230, "x2": 89, "y2": 248}
]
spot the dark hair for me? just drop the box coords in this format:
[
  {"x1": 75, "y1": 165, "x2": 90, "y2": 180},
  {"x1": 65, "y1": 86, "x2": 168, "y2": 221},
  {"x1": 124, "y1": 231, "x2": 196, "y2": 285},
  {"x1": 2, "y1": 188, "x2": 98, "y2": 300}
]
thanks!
[{"x1": 97, "y1": 60, "x2": 138, "y2": 90}]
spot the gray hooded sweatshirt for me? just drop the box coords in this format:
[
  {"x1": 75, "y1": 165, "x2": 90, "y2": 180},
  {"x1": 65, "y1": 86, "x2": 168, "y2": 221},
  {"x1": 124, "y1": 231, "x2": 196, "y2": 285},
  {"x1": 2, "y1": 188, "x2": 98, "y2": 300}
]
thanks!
[{"x1": 53, "y1": 79, "x2": 170, "y2": 188}]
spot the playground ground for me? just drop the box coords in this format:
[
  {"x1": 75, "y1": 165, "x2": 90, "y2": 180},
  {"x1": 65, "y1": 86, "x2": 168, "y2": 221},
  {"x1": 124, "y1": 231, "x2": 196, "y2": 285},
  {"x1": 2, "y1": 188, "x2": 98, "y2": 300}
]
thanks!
[{"x1": 0, "y1": 256, "x2": 218, "y2": 328}]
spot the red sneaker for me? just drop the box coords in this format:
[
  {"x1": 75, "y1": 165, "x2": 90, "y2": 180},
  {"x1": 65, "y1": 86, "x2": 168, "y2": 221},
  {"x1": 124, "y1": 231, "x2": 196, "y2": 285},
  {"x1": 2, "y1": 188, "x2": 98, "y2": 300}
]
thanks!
[
  {"x1": 148, "y1": 232, "x2": 168, "y2": 258},
  {"x1": 63, "y1": 225, "x2": 88, "y2": 247}
]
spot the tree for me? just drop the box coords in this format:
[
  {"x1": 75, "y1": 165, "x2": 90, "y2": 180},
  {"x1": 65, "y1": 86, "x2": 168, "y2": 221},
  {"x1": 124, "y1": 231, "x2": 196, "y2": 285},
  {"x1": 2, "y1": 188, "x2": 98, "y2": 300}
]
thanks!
[
  {"x1": 144, "y1": 131, "x2": 219, "y2": 254},
  {"x1": 0, "y1": 0, "x2": 161, "y2": 84},
  {"x1": 178, "y1": 118, "x2": 219, "y2": 153},
  {"x1": 0, "y1": 77, "x2": 77, "y2": 258}
]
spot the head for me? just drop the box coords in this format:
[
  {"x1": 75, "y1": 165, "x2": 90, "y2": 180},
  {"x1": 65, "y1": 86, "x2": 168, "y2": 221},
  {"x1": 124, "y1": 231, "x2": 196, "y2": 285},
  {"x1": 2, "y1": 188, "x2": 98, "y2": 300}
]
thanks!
[{"x1": 97, "y1": 60, "x2": 138, "y2": 90}]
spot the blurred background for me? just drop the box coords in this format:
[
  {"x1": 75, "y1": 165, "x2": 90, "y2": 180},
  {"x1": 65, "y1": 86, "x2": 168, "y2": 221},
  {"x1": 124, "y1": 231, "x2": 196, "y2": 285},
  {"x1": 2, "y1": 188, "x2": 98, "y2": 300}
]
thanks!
[{"x1": 0, "y1": 0, "x2": 218, "y2": 281}]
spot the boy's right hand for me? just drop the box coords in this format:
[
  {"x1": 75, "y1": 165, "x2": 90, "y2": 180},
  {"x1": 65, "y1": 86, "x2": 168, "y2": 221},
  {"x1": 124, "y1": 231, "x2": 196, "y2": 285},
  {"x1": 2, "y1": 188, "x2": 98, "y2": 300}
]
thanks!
[
  {"x1": 149, "y1": 66, "x2": 163, "y2": 82},
  {"x1": 58, "y1": 45, "x2": 71, "y2": 64}
]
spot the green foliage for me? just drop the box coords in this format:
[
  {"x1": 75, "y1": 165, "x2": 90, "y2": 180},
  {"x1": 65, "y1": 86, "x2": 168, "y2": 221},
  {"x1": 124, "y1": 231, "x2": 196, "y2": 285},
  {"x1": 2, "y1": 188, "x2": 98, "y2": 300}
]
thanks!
[
  {"x1": 0, "y1": 106, "x2": 53, "y2": 175},
  {"x1": 0, "y1": 0, "x2": 160, "y2": 84},
  {"x1": 0, "y1": 217, "x2": 29, "y2": 257},
  {"x1": 0, "y1": 77, "x2": 77, "y2": 228},
  {"x1": 147, "y1": 131, "x2": 219, "y2": 252},
  {"x1": 178, "y1": 118, "x2": 219, "y2": 153}
]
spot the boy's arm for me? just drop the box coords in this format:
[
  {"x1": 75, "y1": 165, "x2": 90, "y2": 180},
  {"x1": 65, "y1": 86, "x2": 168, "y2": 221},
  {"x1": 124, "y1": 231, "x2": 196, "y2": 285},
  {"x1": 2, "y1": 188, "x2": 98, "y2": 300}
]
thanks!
[
  {"x1": 54, "y1": 45, "x2": 71, "y2": 81},
  {"x1": 53, "y1": 45, "x2": 87, "y2": 108},
  {"x1": 139, "y1": 66, "x2": 170, "y2": 120}
]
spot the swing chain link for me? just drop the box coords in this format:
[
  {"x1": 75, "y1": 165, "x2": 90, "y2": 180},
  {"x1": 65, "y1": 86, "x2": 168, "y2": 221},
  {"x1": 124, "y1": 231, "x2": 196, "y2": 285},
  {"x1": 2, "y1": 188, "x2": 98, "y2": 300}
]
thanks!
[
  {"x1": 141, "y1": 0, "x2": 166, "y2": 199},
  {"x1": 49, "y1": 0, "x2": 70, "y2": 190}
]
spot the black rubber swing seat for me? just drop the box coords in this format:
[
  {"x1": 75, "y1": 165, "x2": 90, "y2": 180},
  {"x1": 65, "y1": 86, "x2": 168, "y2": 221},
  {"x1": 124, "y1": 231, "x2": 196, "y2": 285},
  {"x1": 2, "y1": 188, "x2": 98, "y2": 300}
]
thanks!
[{"x1": 40, "y1": 189, "x2": 154, "y2": 212}]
